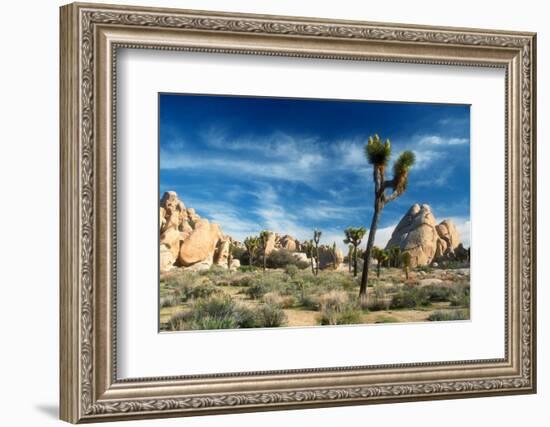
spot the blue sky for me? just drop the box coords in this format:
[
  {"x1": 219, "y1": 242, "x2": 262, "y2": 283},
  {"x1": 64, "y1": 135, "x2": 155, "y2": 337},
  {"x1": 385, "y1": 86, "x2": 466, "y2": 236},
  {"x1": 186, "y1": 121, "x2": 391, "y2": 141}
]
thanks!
[{"x1": 159, "y1": 94, "x2": 471, "y2": 251}]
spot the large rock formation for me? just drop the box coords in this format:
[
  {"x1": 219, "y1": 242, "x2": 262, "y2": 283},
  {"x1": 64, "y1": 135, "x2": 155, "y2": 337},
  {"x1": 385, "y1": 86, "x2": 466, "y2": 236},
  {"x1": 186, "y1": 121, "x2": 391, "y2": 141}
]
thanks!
[
  {"x1": 385, "y1": 204, "x2": 462, "y2": 267},
  {"x1": 159, "y1": 191, "x2": 234, "y2": 272},
  {"x1": 317, "y1": 245, "x2": 345, "y2": 270}
]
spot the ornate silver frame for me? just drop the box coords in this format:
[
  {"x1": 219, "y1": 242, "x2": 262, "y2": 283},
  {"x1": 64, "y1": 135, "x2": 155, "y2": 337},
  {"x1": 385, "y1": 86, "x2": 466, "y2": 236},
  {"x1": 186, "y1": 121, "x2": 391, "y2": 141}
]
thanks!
[{"x1": 60, "y1": 2, "x2": 537, "y2": 423}]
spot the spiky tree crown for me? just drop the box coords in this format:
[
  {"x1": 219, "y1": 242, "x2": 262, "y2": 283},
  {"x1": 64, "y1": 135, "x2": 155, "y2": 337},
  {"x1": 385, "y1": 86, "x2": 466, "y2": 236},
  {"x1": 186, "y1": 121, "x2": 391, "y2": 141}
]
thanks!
[
  {"x1": 401, "y1": 251, "x2": 412, "y2": 266},
  {"x1": 313, "y1": 229, "x2": 322, "y2": 244},
  {"x1": 244, "y1": 236, "x2": 258, "y2": 250},
  {"x1": 372, "y1": 246, "x2": 388, "y2": 262},
  {"x1": 344, "y1": 226, "x2": 367, "y2": 245},
  {"x1": 365, "y1": 134, "x2": 391, "y2": 166},
  {"x1": 393, "y1": 150, "x2": 416, "y2": 194},
  {"x1": 259, "y1": 231, "x2": 270, "y2": 248}
]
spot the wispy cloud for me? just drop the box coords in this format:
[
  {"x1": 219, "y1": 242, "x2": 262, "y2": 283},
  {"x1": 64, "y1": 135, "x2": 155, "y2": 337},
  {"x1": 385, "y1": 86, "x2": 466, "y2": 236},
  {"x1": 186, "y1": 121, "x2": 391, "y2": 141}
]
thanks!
[{"x1": 418, "y1": 135, "x2": 469, "y2": 146}]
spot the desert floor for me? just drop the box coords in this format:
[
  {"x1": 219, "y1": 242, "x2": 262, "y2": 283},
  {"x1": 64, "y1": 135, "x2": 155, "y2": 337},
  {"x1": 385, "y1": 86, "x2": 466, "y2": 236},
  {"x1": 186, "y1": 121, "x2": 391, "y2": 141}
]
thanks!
[{"x1": 159, "y1": 264, "x2": 470, "y2": 331}]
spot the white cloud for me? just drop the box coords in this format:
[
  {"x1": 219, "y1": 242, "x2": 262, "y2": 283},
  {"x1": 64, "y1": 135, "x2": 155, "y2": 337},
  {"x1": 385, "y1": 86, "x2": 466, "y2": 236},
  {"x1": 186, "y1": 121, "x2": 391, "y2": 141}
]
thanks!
[
  {"x1": 449, "y1": 216, "x2": 471, "y2": 248},
  {"x1": 418, "y1": 135, "x2": 469, "y2": 146},
  {"x1": 181, "y1": 198, "x2": 262, "y2": 243}
]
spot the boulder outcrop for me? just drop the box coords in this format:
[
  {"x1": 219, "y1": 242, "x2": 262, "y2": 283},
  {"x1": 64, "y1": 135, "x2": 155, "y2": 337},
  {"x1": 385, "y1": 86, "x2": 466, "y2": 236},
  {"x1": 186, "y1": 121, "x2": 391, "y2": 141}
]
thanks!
[
  {"x1": 385, "y1": 204, "x2": 463, "y2": 267},
  {"x1": 159, "y1": 191, "x2": 229, "y2": 272}
]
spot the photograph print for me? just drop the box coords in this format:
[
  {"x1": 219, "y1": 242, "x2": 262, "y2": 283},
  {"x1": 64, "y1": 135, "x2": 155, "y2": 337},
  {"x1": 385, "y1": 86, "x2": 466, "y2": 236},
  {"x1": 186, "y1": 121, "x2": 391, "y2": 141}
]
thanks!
[{"x1": 158, "y1": 94, "x2": 471, "y2": 332}]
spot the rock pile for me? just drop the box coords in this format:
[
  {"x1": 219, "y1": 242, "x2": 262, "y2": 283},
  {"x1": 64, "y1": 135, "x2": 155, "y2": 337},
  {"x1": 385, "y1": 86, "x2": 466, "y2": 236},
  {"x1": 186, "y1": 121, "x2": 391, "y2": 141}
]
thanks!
[
  {"x1": 385, "y1": 204, "x2": 465, "y2": 267},
  {"x1": 159, "y1": 191, "x2": 240, "y2": 272}
]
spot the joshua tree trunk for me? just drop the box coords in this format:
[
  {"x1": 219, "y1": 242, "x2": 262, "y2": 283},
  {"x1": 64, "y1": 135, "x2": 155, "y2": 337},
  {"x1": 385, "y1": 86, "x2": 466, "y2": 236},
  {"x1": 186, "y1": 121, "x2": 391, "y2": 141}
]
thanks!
[
  {"x1": 405, "y1": 267, "x2": 409, "y2": 280},
  {"x1": 353, "y1": 245, "x2": 358, "y2": 277},
  {"x1": 314, "y1": 246, "x2": 319, "y2": 276},
  {"x1": 359, "y1": 197, "x2": 382, "y2": 306},
  {"x1": 310, "y1": 256, "x2": 315, "y2": 275},
  {"x1": 359, "y1": 135, "x2": 416, "y2": 306}
]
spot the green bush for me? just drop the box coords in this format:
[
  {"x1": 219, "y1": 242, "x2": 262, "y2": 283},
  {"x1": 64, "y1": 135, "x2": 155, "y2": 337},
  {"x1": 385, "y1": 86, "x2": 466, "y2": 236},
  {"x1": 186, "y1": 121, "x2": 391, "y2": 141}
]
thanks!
[
  {"x1": 171, "y1": 295, "x2": 265, "y2": 330},
  {"x1": 449, "y1": 291, "x2": 470, "y2": 307},
  {"x1": 389, "y1": 287, "x2": 430, "y2": 309},
  {"x1": 284, "y1": 264, "x2": 299, "y2": 278},
  {"x1": 423, "y1": 285, "x2": 454, "y2": 302},
  {"x1": 255, "y1": 303, "x2": 287, "y2": 327},
  {"x1": 160, "y1": 294, "x2": 178, "y2": 308},
  {"x1": 428, "y1": 309, "x2": 470, "y2": 321},
  {"x1": 319, "y1": 305, "x2": 362, "y2": 325},
  {"x1": 368, "y1": 284, "x2": 390, "y2": 311},
  {"x1": 237, "y1": 265, "x2": 258, "y2": 273},
  {"x1": 266, "y1": 249, "x2": 309, "y2": 269}
]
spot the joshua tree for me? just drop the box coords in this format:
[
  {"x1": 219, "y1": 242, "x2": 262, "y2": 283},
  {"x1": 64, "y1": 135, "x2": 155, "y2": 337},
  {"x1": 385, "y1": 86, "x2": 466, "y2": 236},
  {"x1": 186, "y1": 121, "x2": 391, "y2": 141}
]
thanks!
[
  {"x1": 259, "y1": 230, "x2": 271, "y2": 272},
  {"x1": 347, "y1": 245, "x2": 354, "y2": 273},
  {"x1": 401, "y1": 251, "x2": 412, "y2": 280},
  {"x1": 331, "y1": 242, "x2": 338, "y2": 269},
  {"x1": 313, "y1": 229, "x2": 322, "y2": 276},
  {"x1": 303, "y1": 240, "x2": 316, "y2": 274},
  {"x1": 372, "y1": 247, "x2": 389, "y2": 278},
  {"x1": 226, "y1": 241, "x2": 234, "y2": 272},
  {"x1": 359, "y1": 134, "x2": 415, "y2": 305},
  {"x1": 343, "y1": 226, "x2": 367, "y2": 277},
  {"x1": 244, "y1": 236, "x2": 259, "y2": 266},
  {"x1": 388, "y1": 245, "x2": 402, "y2": 268}
]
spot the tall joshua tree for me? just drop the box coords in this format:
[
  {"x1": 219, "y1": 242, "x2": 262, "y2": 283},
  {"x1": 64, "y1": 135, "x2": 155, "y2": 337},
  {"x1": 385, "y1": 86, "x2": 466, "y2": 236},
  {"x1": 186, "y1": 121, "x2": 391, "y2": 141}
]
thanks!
[
  {"x1": 347, "y1": 245, "x2": 354, "y2": 273},
  {"x1": 244, "y1": 236, "x2": 259, "y2": 267},
  {"x1": 227, "y1": 241, "x2": 234, "y2": 271},
  {"x1": 343, "y1": 226, "x2": 367, "y2": 277},
  {"x1": 388, "y1": 245, "x2": 402, "y2": 268},
  {"x1": 359, "y1": 134, "x2": 415, "y2": 306},
  {"x1": 313, "y1": 229, "x2": 322, "y2": 276},
  {"x1": 401, "y1": 251, "x2": 412, "y2": 280},
  {"x1": 303, "y1": 240, "x2": 316, "y2": 275},
  {"x1": 372, "y1": 246, "x2": 388, "y2": 278},
  {"x1": 259, "y1": 230, "x2": 271, "y2": 272}
]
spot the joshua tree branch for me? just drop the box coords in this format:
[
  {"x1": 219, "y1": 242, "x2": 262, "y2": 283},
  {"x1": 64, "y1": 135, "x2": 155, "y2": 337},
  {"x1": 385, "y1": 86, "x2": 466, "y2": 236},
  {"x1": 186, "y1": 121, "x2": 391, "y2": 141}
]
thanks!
[{"x1": 383, "y1": 189, "x2": 401, "y2": 204}]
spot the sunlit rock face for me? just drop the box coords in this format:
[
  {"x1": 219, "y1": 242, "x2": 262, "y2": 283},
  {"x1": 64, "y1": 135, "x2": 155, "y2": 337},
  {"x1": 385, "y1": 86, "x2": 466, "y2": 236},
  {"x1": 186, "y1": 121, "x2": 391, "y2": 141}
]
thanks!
[{"x1": 385, "y1": 204, "x2": 461, "y2": 267}]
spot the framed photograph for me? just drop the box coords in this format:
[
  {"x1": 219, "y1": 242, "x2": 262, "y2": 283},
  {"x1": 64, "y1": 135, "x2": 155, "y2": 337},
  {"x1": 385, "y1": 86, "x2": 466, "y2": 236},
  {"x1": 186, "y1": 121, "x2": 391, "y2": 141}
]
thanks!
[{"x1": 60, "y1": 2, "x2": 537, "y2": 423}]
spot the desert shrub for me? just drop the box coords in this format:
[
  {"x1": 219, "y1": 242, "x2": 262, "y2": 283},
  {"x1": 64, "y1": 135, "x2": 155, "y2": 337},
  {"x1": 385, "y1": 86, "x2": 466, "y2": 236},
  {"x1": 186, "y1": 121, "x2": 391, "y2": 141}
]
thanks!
[
  {"x1": 231, "y1": 275, "x2": 256, "y2": 287},
  {"x1": 178, "y1": 295, "x2": 259, "y2": 330},
  {"x1": 416, "y1": 265, "x2": 433, "y2": 273},
  {"x1": 199, "y1": 264, "x2": 227, "y2": 277},
  {"x1": 299, "y1": 292, "x2": 320, "y2": 310},
  {"x1": 237, "y1": 265, "x2": 258, "y2": 273},
  {"x1": 284, "y1": 264, "x2": 299, "y2": 278},
  {"x1": 317, "y1": 290, "x2": 361, "y2": 325},
  {"x1": 318, "y1": 290, "x2": 349, "y2": 311},
  {"x1": 179, "y1": 282, "x2": 219, "y2": 302},
  {"x1": 389, "y1": 287, "x2": 430, "y2": 309},
  {"x1": 242, "y1": 272, "x2": 289, "y2": 299},
  {"x1": 449, "y1": 290, "x2": 470, "y2": 307},
  {"x1": 255, "y1": 303, "x2": 287, "y2": 327},
  {"x1": 232, "y1": 305, "x2": 258, "y2": 328},
  {"x1": 315, "y1": 272, "x2": 357, "y2": 292},
  {"x1": 428, "y1": 309, "x2": 470, "y2": 321},
  {"x1": 266, "y1": 249, "x2": 309, "y2": 269},
  {"x1": 160, "y1": 294, "x2": 178, "y2": 308},
  {"x1": 423, "y1": 285, "x2": 454, "y2": 302},
  {"x1": 367, "y1": 284, "x2": 391, "y2": 311},
  {"x1": 335, "y1": 307, "x2": 362, "y2": 325},
  {"x1": 319, "y1": 304, "x2": 362, "y2": 325},
  {"x1": 263, "y1": 291, "x2": 296, "y2": 308}
]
